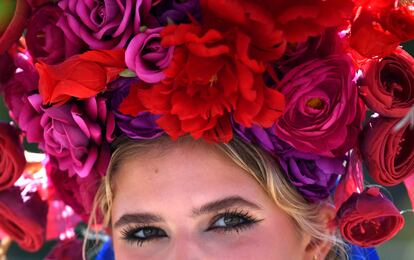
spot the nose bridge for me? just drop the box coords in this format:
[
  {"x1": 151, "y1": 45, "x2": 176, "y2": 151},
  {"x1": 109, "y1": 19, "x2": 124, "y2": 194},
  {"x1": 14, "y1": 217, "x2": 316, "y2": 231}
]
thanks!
[{"x1": 166, "y1": 227, "x2": 204, "y2": 260}]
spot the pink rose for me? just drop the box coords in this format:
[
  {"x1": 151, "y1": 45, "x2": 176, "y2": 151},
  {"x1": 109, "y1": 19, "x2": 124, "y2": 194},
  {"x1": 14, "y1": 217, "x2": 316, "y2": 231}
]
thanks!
[
  {"x1": 275, "y1": 55, "x2": 364, "y2": 157},
  {"x1": 125, "y1": 27, "x2": 174, "y2": 83}
]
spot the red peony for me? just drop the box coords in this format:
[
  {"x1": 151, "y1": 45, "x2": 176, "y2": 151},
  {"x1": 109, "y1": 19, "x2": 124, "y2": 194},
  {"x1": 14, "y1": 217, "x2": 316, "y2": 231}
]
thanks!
[
  {"x1": 120, "y1": 23, "x2": 285, "y2": 142},
  {"x1": 337, "y1": 187, "x2": 404, "y2": 247},
  {"x1": 381, "y1": 5, "x2": 414, "y2": 43},
  {"x1": 37, "y1": 49, "x2": 126, "y2": 106}
]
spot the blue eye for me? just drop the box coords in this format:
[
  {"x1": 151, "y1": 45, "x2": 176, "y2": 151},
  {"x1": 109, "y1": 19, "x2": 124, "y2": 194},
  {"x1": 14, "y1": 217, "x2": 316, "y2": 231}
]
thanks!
[
  {"x1": 121, "y1": 226, "x2": 167, "y2": 246},
  {"x1": 207, "y1": 209, "x2": 262, "y2": 233}
]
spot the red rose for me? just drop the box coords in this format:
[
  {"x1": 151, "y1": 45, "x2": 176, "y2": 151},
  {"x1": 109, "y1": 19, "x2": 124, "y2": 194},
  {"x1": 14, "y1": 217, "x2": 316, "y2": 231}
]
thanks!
[
  {"x1": 37, "y1": 49, "x2": 126, "y2": 106},
  {"x1": 337, "y1": 187, "x2": 404, "y2": 247},
  {"x1": 0, "y1": 0, "x2": 30, "y2": 54},
  {"x1": 359, "y1": 48, "x2": 414, "y2": 118},
  {"x1": 121, "y1": 23, "x2": 285, "y2": 142},
  {"x1": 350, "y1": 9, "x2": 400, "y2": 58},
  {"x1": 360, "y1": 116, "x2": 414, "y2": 186},
  {"x1": 0, "y1": 122, "x2": 26, "y2": 191},
  {"x1": 0, "y1": 187, "x2": 48, "y2": 251}
]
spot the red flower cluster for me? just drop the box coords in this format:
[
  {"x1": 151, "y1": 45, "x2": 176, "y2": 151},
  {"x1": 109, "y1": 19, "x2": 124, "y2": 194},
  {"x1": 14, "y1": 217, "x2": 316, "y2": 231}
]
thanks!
[
  {"x1": 121, "y1": 17, "x2": 286, "y2": 142},
  {"x1": 350, "y1": 1, "x2": 414, "y2": 58}
]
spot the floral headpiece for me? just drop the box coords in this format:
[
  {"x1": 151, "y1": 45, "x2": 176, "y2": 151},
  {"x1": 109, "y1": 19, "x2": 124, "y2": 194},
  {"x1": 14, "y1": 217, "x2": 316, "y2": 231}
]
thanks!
[{"x1": 0, "y1": 0, "x2": 413, "y2": 257}]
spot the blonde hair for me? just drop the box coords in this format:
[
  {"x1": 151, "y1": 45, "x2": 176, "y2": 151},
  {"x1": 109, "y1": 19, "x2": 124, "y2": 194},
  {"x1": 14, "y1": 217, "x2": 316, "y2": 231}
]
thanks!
[{"x1": 86, "y1": 136, "x2": 347, "y2": 259}]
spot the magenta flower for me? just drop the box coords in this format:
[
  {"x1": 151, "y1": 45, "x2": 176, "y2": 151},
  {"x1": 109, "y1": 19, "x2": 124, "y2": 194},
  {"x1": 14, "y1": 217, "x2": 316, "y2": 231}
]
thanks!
[
  {"x1": 2, "y1": 54, "x2": 44, "y2": 144},
  {"x1": 275, "y1": 55, "x2": 365, "y2": 157},
  {"x1": 125, "y1": 27, "x2": 174, "y2": 83},
  {"x1": 26, "y1": 5, "x2": 85, "y2": 64},
  {"x1": 36, "y1": 96, "x2": 114, "y2": 178},
  {"x1": 57, "y1": 0, "x2": 156, "y2": 50}
]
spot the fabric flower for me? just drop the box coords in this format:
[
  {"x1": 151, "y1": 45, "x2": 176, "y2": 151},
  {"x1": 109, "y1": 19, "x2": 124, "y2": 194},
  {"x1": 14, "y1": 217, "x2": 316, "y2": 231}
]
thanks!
[
  {"x1": 381, "y1": 5, "x2": 414, "y2": 43},
  {"x1": 36, "y1": 49, "x2": 126, "y2": 106},
  {"x1": 359, "y1": 48, "x2": 414, "y2": 118},
  {"x1": 125, "y1": 27, "x2": 174, "y2": 83},
  {"x1": 35, "y1": 96, "x2": 114, "y2": 178},
  {"x1": 0, "y1": 187, "x2": 48, "y2": 252},
  {"x1": 360, "y1": 116, "x2": 414, "y2": 186},
  {"x1": 337, "y1": 187, "x2": 405, "y2": 247},
  {"x1": 121, "y1": 23, "x2": 285, "y2": 142},
  {"x1": 0, "y1": 0, "x2": 30, "y2": 54},
  {"x1": 2, "y1": 53, "x2": 44, "y2": 144},
  {"x1": 57, "y1": 0, "x2": 157, "y2": 50},
  {"x1": 275, "y1": 55, "x2": 364, "y2": 157},
  {"x1": 274, "y1": 27, "x2": 341, "y2": 75},
  {"x1": 47, "y1": 160, "x2": 102, "y2": 222},
  {"x1": 279, "y1": 149, "x2": 346, "y2": 202},
  {"x1": 26, "y1": 5, "x2": 85, "y2": 64},
  {"x1": 45, "y1": 238, "x2": 83, "y2": 260},
  {"x1": 109, "y1": 78, "x2": 164, "y2": 139},
  {"x1": 0, "y1": 122, "x2": 26, "y2": 191},
  {"x1": 0, "y1": 52, "x2": 15, "y2": 84},
  {"x1": 151, "y1": 0, "x2": 201, "y2": 25},
  {"x1": 234, "y1": 123, "x2": 345, "y2": 202}
]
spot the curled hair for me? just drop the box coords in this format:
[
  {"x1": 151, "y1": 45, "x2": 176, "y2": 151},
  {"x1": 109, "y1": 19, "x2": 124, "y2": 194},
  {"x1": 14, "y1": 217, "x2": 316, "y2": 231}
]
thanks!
[{"x1": 86, "y1": 136, "x2": 347, "y2": 259}]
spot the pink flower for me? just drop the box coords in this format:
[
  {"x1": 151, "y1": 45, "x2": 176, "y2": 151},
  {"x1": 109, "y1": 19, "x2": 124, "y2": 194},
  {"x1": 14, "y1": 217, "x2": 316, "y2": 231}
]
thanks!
[
  {"x1": 125, "y1": 27, "x2": 174, "y2": 83},
  {"x1": 35, "y1": 96, "x2": 114, "y2": 177},
  {"x1": 275, "y1": 55, "x2": 364, "y2": 157}
]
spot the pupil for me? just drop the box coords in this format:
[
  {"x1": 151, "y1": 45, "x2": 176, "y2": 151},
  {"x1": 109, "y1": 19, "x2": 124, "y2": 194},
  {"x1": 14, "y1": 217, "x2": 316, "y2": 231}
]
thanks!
[{"x1": 224, "y1": 216, "x2": 244, "y2": 226}]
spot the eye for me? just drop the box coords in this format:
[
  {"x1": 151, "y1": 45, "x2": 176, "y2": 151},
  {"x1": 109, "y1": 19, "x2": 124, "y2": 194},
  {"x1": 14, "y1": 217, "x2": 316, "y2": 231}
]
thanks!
[
  {"x1": 207, "y1": 209, "x2": 262, "y2": 233},
  {"x1": 121, "y1": 226, "x2": 168, "y2": 246}
]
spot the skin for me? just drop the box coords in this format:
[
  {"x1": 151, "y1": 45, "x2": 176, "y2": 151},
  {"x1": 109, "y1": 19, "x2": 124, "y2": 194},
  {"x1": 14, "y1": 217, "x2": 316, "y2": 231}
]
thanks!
[{"x1": 111, "y1": 141, "x2": 331, "y2": 259}]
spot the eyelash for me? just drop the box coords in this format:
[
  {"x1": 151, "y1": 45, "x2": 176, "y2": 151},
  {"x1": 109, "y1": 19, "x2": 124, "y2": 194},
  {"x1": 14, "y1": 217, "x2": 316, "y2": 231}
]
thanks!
[{"x1": 120, "y1": 209, "x2": 262, "y2": 247}]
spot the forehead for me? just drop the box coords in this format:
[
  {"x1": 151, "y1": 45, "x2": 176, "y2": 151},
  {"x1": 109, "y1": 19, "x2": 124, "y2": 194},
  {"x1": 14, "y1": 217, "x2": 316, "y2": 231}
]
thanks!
[{"x1": 111, "y1": 141, "x2": 272, "y2": 219}]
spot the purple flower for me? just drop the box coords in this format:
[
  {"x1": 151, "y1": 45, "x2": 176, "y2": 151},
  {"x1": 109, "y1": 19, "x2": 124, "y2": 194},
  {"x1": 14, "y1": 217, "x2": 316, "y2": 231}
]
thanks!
[
  {"x1": 125, "y1": 27, "x2": 174, "y2": 83},
  {"x1": 2, "y1": 54, "x2": 44, "y2": 144},
  {"x1": 234, "y1": 122, "x2": 345, "y2": 202},
  {"x1": 26, "y1": 5, "x2": 85, "y2": 64},
  {"x1": 36, "y1": 96, "x2": 114, "y2": 177},
  {"x1": 280, "y1": 150, "x2": 345, "y2": 202},
  {"x1": 275, "y1": 55, "x2": 364, "y2": 157},
  {"x1": 57, "y1": 0, "x2": 157, "y2": 50},
  {"x1": 109, "y1": 78, "x2": 164, "y2": 139},
  {"x1": 151, "y1": 0, "x2": 201, "y2": 25}
]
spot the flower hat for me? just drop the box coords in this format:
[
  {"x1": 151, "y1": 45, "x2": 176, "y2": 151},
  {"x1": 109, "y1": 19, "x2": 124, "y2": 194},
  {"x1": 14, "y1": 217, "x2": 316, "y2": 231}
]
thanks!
[{"x1": 0, "y1": 0, "x2": 413, "y2": 257}]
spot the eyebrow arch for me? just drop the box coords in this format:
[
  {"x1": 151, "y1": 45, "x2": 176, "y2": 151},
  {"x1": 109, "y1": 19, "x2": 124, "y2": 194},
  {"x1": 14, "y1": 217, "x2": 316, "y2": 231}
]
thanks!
[
  {"x1": 192, "y1": 195, "x2": 262, "y2": 216},
  {"x1": 114, "y1": 213, "x2": 164, "y2": 229}
]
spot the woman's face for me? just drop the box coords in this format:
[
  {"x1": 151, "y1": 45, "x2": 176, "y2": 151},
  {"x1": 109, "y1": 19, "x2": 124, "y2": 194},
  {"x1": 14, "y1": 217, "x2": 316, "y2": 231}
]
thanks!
[{"x1": 111, "y1": 142, "x2": 316, "y2": 259}]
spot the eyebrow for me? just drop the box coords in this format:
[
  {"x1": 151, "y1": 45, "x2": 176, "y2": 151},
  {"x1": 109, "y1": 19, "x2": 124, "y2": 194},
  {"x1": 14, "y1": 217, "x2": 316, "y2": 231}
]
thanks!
[
  {"x1": 192, "y1": 195, "x2": 262, "y2": 216},
  {"x1": 113, "y1": 195, "x2": 262, "y2": 228},
  {"x1": 114, "y1": 213, "x2": 163, "y2": 228}
]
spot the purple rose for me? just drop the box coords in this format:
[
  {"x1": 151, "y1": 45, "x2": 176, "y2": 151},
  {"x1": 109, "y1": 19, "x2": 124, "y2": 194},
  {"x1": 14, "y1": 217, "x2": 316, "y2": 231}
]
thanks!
[
  {"x1": 234, "y1": 122, "x2": 345, "y2": 202},
  {"x1": 275, "y1": 55, "x2": 365, "y2": 157},
  {"x1": 57, "y1": 0, "x2": 157, "y2": 50},
  {"x1": 37, "y1": 96, "x2": 114, "y2": 177},
  {"x1": 45, "y1": 238, "x2": 83, "y2": 260},
  {"x1": 151, "y1": 0, "x2": 201, "y2": 25},
  {"x1": 280, "y1": 150, "x2": 346, "y2": 202},
  {"x1": 108, "y1": 77, "x2": 164, "y2": 139},
  {"x1": 26, "y1": 5, "x2": 85, "y2": 64},
  {"x1": 2, "y1": 53, "x2": 44, "y2": 144},
  {"x1": 125, "y1": 27, "x2": 174, "y2": 83}
]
